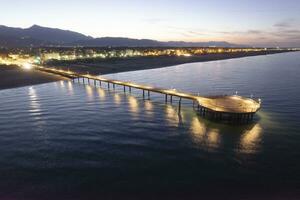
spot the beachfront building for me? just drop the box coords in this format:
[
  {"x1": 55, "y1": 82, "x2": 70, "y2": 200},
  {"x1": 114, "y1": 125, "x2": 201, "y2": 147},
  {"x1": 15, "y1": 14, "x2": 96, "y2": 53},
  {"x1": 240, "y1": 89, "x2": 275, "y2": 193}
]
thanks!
[{"x1": 41, "y1": 52, "x2": 60, "y2": 61}]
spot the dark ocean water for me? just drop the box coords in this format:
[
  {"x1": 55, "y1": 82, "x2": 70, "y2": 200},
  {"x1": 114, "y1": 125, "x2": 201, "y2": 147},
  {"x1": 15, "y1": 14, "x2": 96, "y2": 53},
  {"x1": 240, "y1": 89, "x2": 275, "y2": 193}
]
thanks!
[{"x1": 0, "y1": 52, "x2": 299, "y2": 199}]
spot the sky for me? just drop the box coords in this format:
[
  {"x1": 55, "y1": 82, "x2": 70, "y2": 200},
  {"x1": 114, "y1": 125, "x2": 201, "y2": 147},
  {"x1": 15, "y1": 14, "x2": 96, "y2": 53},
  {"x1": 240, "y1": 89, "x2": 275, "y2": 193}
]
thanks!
[{"x1": 1, "y1": 0, "x2": 300, "y2": 47}]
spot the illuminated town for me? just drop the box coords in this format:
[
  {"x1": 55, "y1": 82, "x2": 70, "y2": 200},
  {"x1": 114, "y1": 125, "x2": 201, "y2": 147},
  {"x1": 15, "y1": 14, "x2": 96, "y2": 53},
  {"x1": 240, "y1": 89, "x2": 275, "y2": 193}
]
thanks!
[{"x1": 0, "y1": 47, "x2": 298, "y2": 67}]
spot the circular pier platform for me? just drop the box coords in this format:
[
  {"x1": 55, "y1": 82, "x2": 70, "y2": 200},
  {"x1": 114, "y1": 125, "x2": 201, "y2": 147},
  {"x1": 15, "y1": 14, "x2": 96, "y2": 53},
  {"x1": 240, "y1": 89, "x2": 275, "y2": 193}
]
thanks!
[{"x1": 196, "y1": 95, "x2": 261, "y2": 123}]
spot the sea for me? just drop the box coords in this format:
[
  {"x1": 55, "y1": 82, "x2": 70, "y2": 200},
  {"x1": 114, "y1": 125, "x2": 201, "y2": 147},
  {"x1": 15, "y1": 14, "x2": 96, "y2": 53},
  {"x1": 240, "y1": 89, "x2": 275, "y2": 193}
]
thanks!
[{"x1": 0, "y1": 52, "x2": 299, "y2": 199}]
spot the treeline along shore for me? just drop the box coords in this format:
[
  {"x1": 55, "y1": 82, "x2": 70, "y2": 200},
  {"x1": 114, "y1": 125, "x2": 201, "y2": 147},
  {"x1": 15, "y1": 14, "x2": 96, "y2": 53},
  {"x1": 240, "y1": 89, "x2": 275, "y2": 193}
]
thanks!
[{"x1": 0, "y1": 50, "x2": 294, "y2": 90}]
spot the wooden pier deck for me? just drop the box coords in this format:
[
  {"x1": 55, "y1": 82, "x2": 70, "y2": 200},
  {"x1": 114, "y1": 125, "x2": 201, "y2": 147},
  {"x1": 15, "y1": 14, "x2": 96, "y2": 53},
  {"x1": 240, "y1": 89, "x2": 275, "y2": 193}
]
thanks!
[{"x1": 35, "y1": 66, "x2": 261, "y2": 123}]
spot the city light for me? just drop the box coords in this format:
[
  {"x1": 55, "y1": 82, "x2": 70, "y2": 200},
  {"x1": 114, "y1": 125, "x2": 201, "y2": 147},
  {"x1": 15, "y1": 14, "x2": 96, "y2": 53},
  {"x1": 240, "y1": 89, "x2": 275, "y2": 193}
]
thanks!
[
  {"x1": 0, "y1": 47, "x2": 294, "y2": 67},
  {"x1": 22, "y1": 63, "x2": 33, "y2": 70}
]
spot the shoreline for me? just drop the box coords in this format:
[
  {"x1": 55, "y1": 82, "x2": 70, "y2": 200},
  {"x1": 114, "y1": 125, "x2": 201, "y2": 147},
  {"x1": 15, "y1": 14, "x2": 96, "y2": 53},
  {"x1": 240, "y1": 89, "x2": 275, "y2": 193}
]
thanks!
[
  {"x1": 0, "y1": 65, "x2": 67, "y2": 90},
  {"x1": 46, "y1": 50, "x2": 293, "y2": 76},
  {"x1": 0, "y1": 50, "x2": 295, "y2": 90}
]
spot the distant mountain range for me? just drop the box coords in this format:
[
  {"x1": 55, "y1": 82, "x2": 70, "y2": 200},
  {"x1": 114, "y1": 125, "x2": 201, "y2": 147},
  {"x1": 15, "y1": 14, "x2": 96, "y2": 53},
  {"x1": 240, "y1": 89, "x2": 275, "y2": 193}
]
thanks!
[{"x1": 0, "y1": 25, "x2": 246, "y2": 48}]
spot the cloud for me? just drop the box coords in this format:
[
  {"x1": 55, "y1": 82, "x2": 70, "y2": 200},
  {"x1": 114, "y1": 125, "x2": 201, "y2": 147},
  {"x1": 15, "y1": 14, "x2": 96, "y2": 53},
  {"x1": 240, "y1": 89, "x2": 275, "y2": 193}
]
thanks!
[
  {"x1": 142, "y1": 18, "x2": 166, "y2": 25},
  {"x1": 270, "y1": 29, "x2": 300, "y2": 38},
  {"x1": 165, "y1": 21, "x2": 300, "y2": 47},
  {"x1": 247, "y1": 30, "x2": 263, "y2": 34},
  {"x1": 166, "y1": 26, "x2": 210, "y2": 37},
  {"x1": 274, "y1": 22, "x2": 291, "y2": 28},
  {"x1": 212, "y1": 27, "x2": 300, "y2": 47},
  {"x1": 216, "y1": 30, "x2": 262, "y2": 35},
  {"x1": 274, "y1": 18, "x2": 296, "y2": 28}
]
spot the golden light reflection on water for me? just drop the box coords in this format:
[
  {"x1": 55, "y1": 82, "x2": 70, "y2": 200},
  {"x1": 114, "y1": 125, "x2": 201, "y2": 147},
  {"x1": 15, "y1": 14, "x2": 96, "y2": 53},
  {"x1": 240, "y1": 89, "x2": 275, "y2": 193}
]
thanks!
[
  {"x1": 67, "y1": 81, "x2": 74, "y2": 95},
  {"x1": 114, "y1": 93, "x2": 121, "y2": 105},
  {"x1": 189, "y1": 117, "x2": 221, "y2": 151},
  {"x1": 97, "y1": 88, "x2": 106, "y2": 101},
  {"x1": 165, "y1": 105, "x2": 179, "y2": 126},
  {"x1": 144, "y1": 100, "x2": 153, "y2": 111},
  {"x1": 128, "y1": 96, "x2": 139, "y2": 118},
  {"x1": 144, "y1": 100, "x2": 154, "y2": 117},
  {"x1": 85, "y1": 85, "x2": 94, "y2": 100},
  {"x1": 28, "y1": 87, "x2": 47, "y2": 130},
  {"x1": 239, "y1": 124, "x2": 263, "y2": 154},
  {"x1": 190, "y1": 117, "x2": 206, "y2": 139},
  {"x1": 189, "y1": 115, "x2": 263, "y2": 153},
  {"x1": 28, "y1": 87, "x2": 41, "y2": 115},
  {"x1": 207, "y1": 128, "x2": 221, "y2": 148},
  {"x1": 60, "y1": 80, "x2": 65, "y2": 88}
]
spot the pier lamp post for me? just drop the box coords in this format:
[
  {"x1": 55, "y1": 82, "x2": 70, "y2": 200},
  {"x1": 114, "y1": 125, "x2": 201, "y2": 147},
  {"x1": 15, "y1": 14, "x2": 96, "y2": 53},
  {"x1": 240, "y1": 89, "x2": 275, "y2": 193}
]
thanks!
[{"x1": 258, "y1": 98, "x2": 262, "y2": 104}]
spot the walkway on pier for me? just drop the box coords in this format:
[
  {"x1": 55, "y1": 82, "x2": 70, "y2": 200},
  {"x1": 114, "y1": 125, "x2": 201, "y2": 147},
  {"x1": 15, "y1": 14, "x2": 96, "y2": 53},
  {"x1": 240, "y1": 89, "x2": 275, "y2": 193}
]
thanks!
[{"x1": 35, "y1": 66, "x2": 261, "y2": 121}]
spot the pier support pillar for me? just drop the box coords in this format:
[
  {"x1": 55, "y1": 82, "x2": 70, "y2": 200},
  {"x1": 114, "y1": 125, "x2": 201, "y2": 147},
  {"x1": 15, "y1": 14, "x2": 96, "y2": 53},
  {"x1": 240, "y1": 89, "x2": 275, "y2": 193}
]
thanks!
[
  {"x1": 129, "y1": 86, "x2": 131, "y2": 93},
  {"x1": 170, "y1": 95, "x2": 173, "y2": 104},
  {"x1": 124, "y1": 86, "x2": 126, "y2": 93},
  {"x1": 178, "y1": 97, "x2": 182, "y2": 112},
  {"x1": 165, "y1": 94, "x2": 168, "y2": 103},
  {"x1": 148, "y1": 90, "x2": 150, "y2": 99},
  {"x1": 143, "y1": 90, "x2": 145, "y2": 98}
]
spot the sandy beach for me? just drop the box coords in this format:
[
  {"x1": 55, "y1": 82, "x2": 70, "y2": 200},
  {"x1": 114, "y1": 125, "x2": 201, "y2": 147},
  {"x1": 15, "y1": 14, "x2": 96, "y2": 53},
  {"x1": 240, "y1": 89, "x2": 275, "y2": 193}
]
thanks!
[
  {"x1": 0, "y1": 50, "x2": 292, "y2": 90},
  {"x1": 46, "y1": 50, "x2": 290, "y2": 75},
  {"x1": 0, "y1": 65, "x2": 67, "y2": 90}
]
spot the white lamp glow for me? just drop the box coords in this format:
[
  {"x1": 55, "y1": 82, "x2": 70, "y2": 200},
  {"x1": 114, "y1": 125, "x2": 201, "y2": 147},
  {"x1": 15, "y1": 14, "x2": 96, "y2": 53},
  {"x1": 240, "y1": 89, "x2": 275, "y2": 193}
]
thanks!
[{"x1": 22, "y1": 63, "x2": 33, "y2": 70}]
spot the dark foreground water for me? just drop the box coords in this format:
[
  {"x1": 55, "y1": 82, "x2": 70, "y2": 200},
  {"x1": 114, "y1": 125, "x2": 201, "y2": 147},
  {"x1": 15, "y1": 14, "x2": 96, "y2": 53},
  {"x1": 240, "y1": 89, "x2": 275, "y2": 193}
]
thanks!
[{"x1": 0, "y1": 52, "x2": 300, "y2": 199}]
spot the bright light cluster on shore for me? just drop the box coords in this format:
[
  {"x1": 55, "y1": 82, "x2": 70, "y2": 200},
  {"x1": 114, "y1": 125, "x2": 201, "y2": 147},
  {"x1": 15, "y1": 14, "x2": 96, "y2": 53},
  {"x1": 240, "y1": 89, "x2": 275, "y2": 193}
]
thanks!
[
  {"x1": 22, "y1": 63, "x2": 33, "y2": 70},
  {"x1": 0, "y1": 47, "x2": 297, "y2": 68}
]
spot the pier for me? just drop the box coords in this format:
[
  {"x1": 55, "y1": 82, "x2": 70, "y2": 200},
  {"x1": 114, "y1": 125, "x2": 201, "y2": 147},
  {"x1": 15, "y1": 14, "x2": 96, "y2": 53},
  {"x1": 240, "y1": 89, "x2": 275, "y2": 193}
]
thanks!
[{"x1": 35, "y1": 66, "x2": 261, "y2": 123}]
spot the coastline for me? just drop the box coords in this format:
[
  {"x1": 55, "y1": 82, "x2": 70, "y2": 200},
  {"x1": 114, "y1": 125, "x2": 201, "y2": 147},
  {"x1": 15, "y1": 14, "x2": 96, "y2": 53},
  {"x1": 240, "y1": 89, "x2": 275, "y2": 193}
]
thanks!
[
  {"x1": 0, "y1": 65, "x2": 67, "y2": 90},
  {"x1": 0, "y1": 50, "x2": 293, "y2": 90},
  {"x1": 46, "y1": 50, "x2": 292, "y2": 75}
]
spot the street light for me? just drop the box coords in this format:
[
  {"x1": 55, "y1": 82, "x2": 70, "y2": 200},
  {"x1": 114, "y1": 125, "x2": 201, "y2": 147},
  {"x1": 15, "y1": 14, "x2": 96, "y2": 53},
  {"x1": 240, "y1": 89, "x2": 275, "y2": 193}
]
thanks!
[{"x1": 22, "y1": 63, "x2": 33, "y2": 70}]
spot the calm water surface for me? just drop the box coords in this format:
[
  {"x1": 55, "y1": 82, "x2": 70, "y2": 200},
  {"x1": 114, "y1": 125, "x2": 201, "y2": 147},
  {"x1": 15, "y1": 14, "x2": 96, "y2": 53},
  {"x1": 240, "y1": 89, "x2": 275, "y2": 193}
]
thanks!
[{"x1": 0, "y1": 52, "x2": 300, "y2": 199}]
